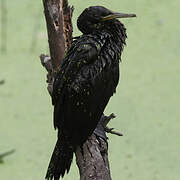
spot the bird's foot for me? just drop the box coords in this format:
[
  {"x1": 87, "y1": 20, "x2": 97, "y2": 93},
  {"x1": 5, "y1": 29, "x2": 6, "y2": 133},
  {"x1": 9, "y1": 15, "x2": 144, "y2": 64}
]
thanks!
[{"x1": 105, "y1": 126, "x2": 123, "y2": 136}]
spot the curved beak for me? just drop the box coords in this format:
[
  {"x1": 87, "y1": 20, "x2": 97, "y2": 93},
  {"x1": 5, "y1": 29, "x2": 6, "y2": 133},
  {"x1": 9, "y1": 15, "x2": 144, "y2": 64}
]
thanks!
[{"x1": 102, "y1": 12, "x2": 136, "y2": 21}]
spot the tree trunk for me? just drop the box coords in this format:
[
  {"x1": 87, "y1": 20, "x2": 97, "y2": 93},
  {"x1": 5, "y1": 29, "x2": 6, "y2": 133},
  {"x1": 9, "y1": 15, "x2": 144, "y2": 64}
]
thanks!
[{"x1": 75, "y1": 134, "x2": 111, "y2": 180}]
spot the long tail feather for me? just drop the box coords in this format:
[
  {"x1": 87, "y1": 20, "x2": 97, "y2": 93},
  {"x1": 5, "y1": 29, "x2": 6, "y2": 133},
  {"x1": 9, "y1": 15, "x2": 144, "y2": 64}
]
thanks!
[{"x1": 45, "y1": 137, "x2": 73, "y2": 180}]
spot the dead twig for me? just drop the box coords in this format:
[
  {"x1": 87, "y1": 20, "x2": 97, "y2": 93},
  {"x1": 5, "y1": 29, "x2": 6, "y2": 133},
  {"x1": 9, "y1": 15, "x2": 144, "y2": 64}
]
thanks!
[{"x1": 0, "y1": 149, "x2": 15, "y2": 163}]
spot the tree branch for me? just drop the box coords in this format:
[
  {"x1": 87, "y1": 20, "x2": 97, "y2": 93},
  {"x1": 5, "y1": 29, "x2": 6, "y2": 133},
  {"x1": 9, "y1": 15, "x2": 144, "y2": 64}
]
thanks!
[
  {"x1": 42, "y1": 0, "x2": 65, "y2": 70},
  {"x1": 0, "y1": 149, "x2": 15, "y2": 163}
]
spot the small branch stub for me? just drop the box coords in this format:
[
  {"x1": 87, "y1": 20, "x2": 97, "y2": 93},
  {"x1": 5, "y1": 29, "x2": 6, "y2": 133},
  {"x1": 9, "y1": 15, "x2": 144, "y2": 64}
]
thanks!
[{"x1": 40, "y1": 54, "x2": 54, "y2": 95}]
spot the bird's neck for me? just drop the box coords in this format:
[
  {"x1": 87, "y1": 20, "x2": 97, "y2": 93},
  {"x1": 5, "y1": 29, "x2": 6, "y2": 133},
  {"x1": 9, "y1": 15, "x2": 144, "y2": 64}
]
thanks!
[
  {"x1": 94, "y1": 21, "x2": 127, "y2": 57},
  {"x1": 105, "y1": 21, "x2": 126, "y2": 45}
]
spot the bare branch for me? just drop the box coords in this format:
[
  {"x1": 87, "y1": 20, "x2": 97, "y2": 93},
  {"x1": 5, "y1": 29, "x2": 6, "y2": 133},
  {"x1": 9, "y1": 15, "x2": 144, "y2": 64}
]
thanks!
[{"x1": 0, "y1": 149, "x2": 15, "y2": 163}]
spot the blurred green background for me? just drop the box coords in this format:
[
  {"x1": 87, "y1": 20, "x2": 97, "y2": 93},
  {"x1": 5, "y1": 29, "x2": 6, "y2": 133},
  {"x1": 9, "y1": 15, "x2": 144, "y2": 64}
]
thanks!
[{"x1": 0, "y1": 0, "x2": 179, "y2": 179}]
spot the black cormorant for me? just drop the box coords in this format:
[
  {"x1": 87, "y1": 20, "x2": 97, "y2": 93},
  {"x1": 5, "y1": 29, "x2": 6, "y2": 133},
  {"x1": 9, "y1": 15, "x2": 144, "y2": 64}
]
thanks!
[{"x1": 46, "y1": 6, "x2": 136, "y2": 180}]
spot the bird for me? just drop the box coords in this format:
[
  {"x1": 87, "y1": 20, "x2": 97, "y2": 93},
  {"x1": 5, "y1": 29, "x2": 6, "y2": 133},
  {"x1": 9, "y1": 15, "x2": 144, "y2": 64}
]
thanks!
[{"x1": 45, "y1": 6, "x2": 136, "y2": 180}]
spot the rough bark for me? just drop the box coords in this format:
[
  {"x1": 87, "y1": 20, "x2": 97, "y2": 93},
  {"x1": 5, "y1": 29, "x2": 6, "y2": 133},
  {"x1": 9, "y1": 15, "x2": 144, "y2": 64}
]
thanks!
[
  {"x1": 42, "y1": 0, "x2": 66, "y2": 70},
  {"x1": 75, "y1": 134, "x2": 111, "y2": 180},
  {"x1": 40, "y1": 1, "x2": 121, "y2": 179}
]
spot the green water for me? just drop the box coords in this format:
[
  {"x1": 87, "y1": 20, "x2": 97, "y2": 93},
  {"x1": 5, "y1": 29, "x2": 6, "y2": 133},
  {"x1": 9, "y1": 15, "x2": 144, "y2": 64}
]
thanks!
[{"x1": 0, "y1": 0, "x2": 180, "y2": 179}]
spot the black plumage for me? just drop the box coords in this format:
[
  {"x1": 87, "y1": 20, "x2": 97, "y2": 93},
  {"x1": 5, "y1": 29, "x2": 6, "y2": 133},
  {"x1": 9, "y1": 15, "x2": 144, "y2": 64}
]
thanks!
[{"x1": 45, "y1": 6, "x2": 135, "y2": 180}]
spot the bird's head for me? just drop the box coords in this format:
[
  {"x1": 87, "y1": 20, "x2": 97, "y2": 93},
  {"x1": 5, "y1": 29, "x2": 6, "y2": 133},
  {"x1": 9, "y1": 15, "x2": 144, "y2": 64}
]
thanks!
[{"x1": 77, "y1": 6, "x2": 136, "y2": 34}]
